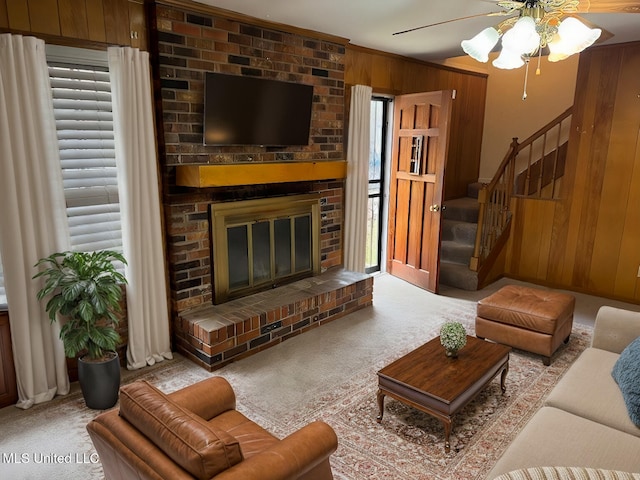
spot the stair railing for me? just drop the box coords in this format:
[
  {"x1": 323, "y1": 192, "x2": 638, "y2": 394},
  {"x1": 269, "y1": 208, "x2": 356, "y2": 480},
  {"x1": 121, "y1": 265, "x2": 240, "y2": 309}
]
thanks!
[{"x1": 470, "y1": 107, "x2": 573, "y2": 272}]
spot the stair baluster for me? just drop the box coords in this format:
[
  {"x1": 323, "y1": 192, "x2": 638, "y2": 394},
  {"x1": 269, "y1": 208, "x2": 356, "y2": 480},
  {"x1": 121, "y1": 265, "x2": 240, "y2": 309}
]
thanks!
[{"x1": 470, "y1": 107, "x2": 573, "y2": 275}]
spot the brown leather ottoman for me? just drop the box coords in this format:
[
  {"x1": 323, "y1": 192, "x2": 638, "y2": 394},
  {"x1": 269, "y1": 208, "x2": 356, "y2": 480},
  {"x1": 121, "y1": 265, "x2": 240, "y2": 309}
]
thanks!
[{"x1": 476, "y1": 285, "x2": 575, "y2": 365}]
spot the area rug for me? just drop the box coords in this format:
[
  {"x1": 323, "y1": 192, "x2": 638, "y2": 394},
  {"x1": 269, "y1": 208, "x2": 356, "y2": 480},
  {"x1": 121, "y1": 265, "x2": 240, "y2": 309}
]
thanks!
[
  {"x1": 0, "y1": 300, "x2": 592, "y2": 480},
  {"x1": 236, "y1": 319, "x2": 593, "y2": 480},
  {"x1": 321, "y1": 327, "x2": 592, "y2": 480}
]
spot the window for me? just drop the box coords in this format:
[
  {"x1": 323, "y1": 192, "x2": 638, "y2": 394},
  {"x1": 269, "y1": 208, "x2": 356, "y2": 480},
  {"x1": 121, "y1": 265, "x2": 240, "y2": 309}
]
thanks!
[
  {"x1": 47, "y1": 46, "x2": 123, "y2": 255},
  {"x1": 365, "y1": 97, "x2": 390, "y2": 273},
  {"x1": 0, "y1": 47, "x2": 122, "y2": 310}
]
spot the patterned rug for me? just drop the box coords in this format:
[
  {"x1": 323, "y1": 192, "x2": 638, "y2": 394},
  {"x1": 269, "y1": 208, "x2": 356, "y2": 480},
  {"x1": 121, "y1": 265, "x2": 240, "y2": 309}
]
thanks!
[
  {"x1": 0, "y1": 305, "x2": 592, "y2": 480},
  {"x1": 247, "y1": 320, "x2": 593, "y2": 480},
  {"x1": 323, "y1": 326, "x2": 592, "y2": 480}
]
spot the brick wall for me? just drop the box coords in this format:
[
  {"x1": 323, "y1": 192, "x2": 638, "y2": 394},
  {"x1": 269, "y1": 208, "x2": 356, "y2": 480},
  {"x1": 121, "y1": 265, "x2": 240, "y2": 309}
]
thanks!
[
  {"x1": 165, "y1": 181, "x2": 344, "y2": 313},
  {"x1": 150, "y1": 3, "x2": 347, "y2": 316}
]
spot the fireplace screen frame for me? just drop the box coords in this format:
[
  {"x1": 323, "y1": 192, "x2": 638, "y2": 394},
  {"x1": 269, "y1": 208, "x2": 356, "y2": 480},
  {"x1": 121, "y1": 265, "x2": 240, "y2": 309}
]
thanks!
[{"x1": 210, "y1": 194, "x2": 321, "y2": 304}]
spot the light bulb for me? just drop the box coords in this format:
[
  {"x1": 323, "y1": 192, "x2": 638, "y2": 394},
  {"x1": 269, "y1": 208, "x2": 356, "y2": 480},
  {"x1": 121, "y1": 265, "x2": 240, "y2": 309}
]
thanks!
[
  {"x1": 557, "y1": 17, "x2": 601, "y2": 54},
  {"x1": 461, "y1": 27, "x2": 500, "y2": 63},
  {"x1": 492, "y1": 47, "x2": 525, "y2": 69},
  {"x1": 547, "y1": 33, "x2": 571, "y2": 62},
  {"x1": 502, "y1": 16, "x2": 541, "y2": 56}
]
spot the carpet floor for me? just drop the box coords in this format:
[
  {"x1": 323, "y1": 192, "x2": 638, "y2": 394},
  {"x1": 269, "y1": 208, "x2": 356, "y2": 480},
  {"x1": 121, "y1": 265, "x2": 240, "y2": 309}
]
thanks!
[{"x1": 3, "y1": 273, "x2": 632, "y2": 480}]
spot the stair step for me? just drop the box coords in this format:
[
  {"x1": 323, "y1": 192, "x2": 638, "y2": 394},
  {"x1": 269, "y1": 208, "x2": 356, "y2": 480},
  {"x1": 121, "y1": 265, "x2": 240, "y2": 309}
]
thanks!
[
  {"x1": 467, "y1": 182, "x2": 484, "y2": 199},
  {"x1": 443, "y1": 197, "x2": 479, "y2": 223},
  {"x1": 441, "y1": 219, "x2": 477, "y2": 245},
  {"x1": 439, "y1": 261, "x2": 478, "y2": 291},
  {"x1": 437, "y1": 184, "x2": 482, "y2": 292},
  {"x1": 440, "y1": 240, "x2": 474, "y2": 264}
]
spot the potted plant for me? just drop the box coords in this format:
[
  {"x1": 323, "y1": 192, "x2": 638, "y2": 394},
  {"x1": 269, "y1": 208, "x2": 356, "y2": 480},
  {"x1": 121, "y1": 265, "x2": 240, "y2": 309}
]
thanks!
[
  {"x1": 439, "y1": 321, "x2": 467, "y2": 358},
  {"x1": 34, "y1": 250, "x2": 127, "y2": 409}
]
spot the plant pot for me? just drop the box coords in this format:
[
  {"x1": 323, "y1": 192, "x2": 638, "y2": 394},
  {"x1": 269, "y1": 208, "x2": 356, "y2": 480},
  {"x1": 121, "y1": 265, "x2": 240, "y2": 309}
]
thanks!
[
  {"x1": 78, "y1": 352, "x2": 121, "y2": 410},
  {"x1": 445, "y1": 348, "x2": 459, "y2": 358}
]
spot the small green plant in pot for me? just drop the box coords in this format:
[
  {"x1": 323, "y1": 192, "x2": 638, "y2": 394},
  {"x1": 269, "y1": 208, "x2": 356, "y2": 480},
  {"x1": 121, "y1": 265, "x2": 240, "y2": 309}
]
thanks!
[
  {"x1": 34, "y1": 250, "x2": 127, "y2": 409},
  {"x1": 439, "y1": 321, "x2": 467, "y2": 358}
]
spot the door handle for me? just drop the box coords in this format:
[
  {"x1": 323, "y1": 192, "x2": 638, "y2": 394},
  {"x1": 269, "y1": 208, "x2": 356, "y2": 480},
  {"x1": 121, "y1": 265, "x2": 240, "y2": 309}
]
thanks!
[{"x1": 429, "y1": 204, "x2": 440, "y2": 212}]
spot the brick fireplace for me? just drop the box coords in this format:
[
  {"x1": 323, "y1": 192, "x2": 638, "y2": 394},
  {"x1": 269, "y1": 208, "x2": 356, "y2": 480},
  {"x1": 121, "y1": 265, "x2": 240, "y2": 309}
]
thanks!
[{"x1": 151, "y1": 2, "x2": 373, "y2": 369}]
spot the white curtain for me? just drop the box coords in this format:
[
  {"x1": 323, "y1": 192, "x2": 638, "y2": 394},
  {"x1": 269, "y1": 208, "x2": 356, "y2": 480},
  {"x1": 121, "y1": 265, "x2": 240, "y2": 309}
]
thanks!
[
  {"x1": 344, "y1": 85, "x2": 372, "y2": 272},
  {"x1": 0, "y1": 34, "x2": 71, "y2": 409},
  {"x1": 107, "y1": 47, "x2": 173, "y2": 369}
]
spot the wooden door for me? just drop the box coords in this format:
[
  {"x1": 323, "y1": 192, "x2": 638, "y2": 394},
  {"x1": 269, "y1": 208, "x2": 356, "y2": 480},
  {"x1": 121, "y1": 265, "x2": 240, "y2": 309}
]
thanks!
[{"x1": 387, "y1": 90, "x2": 453, "y2": 293}]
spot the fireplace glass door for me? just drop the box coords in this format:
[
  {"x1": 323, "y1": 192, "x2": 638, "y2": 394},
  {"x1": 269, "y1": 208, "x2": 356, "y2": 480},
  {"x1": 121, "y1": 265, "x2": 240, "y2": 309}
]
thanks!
[
  {"x1": 226, "y1": 214, "x2": 312, "y2": 291},
  {"x1": 211, "y1": 195, "x2": 320, "y2": 303}
]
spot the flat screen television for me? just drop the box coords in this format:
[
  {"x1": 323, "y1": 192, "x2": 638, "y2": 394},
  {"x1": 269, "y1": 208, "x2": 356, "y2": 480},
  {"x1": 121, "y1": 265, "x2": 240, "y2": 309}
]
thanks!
[{"x1": 203, "y1": 72, "x2": 314, "y2": 146}]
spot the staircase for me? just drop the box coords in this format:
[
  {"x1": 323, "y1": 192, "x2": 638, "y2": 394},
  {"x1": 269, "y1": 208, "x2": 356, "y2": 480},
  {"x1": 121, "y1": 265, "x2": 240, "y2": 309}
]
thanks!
[
  {"x1": 439, "y1": 183, "x2": 481, "y2": 291},
  {"x1": 437, "y1": 109, "x2": 573, "y2": 291}
]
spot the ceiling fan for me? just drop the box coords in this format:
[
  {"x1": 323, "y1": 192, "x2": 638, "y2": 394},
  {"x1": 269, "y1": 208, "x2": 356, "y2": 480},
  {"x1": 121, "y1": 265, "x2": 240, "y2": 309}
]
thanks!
[
  {"x1": 394, "y1": 1, "x2": 639, "y2": 34},
  {"x1": 393, "y1": 0, "x2": 638, "y2": 98},
  {"x1": 393, "y1": 0, "x2": 639, "y2": 68}
]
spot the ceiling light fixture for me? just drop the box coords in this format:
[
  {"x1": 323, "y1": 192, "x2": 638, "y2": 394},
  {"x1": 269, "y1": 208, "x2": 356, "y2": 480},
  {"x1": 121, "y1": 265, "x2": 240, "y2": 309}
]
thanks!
[{"x1": 461, "y1": 0, "x2": 601, "y2": 98}]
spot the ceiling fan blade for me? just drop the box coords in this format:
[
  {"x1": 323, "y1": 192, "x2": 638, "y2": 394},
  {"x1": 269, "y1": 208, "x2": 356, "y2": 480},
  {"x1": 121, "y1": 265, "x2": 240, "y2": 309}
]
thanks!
[
  {"x1": 392, "y1": 12, "x2": 504, "y2": 36},
  {"x1": 575, "y1": 0, "x2": 640, "y2": 13}
]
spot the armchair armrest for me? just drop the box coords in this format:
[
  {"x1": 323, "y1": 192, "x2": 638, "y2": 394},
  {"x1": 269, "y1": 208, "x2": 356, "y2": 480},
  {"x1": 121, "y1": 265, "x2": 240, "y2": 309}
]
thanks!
[
  {"x1": 591, "y1": 306, "x2": 640, "y2": 353},
  {"x1": 168, "y1": 376, "x2": 236, "y2": 420},
  {"x1": 213, "y1": 421, "x2": 338, "y2": 480}
]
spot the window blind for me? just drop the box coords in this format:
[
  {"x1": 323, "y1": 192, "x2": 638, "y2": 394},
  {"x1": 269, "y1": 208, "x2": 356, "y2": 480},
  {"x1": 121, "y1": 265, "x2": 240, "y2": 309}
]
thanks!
[{"x1": 48, "y1": 62, "x2": 123, "y2": 253}]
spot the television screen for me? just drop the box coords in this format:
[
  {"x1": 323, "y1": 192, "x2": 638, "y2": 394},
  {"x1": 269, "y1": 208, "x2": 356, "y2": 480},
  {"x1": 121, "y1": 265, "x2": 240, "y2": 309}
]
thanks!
[{"x1": 204, "y1": 72, "x2": 314, "y2": 146}]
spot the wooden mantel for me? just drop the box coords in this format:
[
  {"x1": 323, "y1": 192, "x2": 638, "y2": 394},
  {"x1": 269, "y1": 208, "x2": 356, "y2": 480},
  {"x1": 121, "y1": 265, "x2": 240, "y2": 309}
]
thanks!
[{"x1": 175, "y1": 161, "x2": 348, "y2": 188}]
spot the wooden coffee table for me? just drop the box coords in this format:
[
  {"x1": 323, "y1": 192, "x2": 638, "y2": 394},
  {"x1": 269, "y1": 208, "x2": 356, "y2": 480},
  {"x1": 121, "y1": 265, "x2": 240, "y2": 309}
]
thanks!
[{"x1": 376, "y1": 335, "x2": 511, "y2": 452}]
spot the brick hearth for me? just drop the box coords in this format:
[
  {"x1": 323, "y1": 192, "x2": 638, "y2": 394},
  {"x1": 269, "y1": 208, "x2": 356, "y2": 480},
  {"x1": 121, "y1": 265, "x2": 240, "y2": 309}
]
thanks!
[{"x1": 175, "y1": 269, "x2": 372, "y2": 370}]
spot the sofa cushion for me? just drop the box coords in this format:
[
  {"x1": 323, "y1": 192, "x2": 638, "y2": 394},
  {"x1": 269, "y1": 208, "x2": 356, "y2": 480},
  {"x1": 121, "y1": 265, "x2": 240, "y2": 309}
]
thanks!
[
  {"x1": 486, "y1": 407, "x2": 640, "y2": 478},
  {"x1": 612, "y1": 336, "x2": 640, "y2": 426},
  {"x1": 545, "y1": 347, "x2": 640, "y2": 437},
  {"x1": 119, "y1": 381, "x2": 243, "y2": 480},
  {"x1": 493, "y1": 467, "x2": 640, "y2": 480}
]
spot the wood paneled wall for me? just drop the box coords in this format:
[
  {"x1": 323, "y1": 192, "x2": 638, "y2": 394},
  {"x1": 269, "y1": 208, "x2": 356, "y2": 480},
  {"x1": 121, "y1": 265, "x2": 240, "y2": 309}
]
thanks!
[
  {"x1": 345, "y1": 45, "x2": 488, "y2": 200},
  {"x1": 506, "y1": 41, "x2": 640, "y2": 303},
  {"x1": 0, "y1": 0, "x2": 148, "y2": 50}
]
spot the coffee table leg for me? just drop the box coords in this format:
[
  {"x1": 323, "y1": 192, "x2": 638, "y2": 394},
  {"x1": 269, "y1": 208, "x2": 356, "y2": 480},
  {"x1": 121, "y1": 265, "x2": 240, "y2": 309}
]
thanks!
[
  {"x1": 500, "y1": 362, "x2": 509, "y2": 393},
  {"x1": 376, "y1": 390, "x2": 385, "y2": 423},
  {"x1": 442, "y1": 418, "x2": 452, "y2": 453}
]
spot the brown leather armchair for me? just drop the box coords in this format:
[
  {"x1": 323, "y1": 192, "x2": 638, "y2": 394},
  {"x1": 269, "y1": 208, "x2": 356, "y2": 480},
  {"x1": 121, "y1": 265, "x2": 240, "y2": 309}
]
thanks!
[{"x1": 87, "y1": 377, "x2": 338, "y2": 480}]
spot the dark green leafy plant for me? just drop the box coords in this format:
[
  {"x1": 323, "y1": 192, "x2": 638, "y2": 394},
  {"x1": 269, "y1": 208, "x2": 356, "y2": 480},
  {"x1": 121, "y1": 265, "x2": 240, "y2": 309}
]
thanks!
[{"x1": 34, "y1": 250, "x2": 127, "y2": 362}]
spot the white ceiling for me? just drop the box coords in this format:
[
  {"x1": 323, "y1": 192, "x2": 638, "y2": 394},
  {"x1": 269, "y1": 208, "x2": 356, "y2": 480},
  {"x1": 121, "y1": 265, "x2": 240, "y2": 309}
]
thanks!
[{"x1": 193, "y1": 0, "x2": 640, "y2": 62}]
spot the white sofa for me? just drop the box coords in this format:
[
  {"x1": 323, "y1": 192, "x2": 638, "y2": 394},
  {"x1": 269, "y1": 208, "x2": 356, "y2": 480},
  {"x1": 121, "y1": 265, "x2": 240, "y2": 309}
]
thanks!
[{"x1": 486, "y1": 306, "x2": 640, "y2": 478}]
